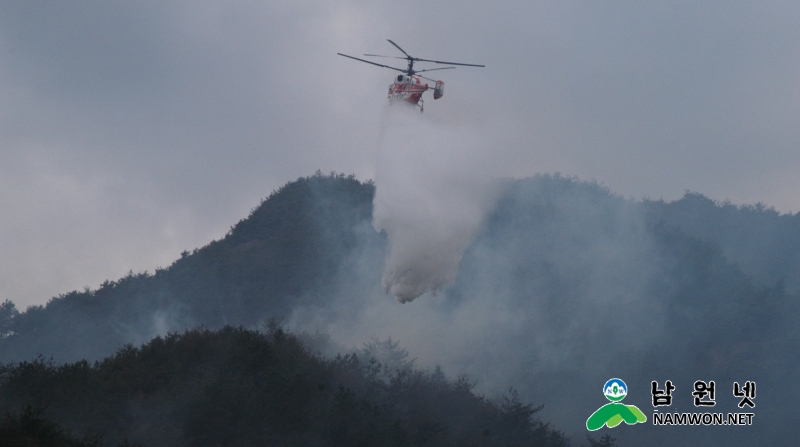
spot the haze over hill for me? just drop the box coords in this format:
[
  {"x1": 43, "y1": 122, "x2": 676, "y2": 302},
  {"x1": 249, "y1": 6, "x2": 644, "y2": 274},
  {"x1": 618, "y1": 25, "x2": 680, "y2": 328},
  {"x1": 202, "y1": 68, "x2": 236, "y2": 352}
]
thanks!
[{"x1": 1, "y1": 172, "x2": 797, "y2": 446}]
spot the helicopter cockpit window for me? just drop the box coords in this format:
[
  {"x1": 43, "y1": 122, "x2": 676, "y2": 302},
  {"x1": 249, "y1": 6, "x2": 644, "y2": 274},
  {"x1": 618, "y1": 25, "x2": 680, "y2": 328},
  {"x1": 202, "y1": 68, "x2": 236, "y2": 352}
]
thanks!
[{"x1": 397, "y1": 75, "x2": 404, "y2": 82}]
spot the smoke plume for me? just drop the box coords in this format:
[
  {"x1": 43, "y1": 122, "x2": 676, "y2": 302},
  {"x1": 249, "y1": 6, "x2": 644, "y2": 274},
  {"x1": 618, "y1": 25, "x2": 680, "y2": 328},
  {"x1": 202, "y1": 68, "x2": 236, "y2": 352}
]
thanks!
[{"x1": 371, "y1": 102, "x2": 496, "y2": 302}]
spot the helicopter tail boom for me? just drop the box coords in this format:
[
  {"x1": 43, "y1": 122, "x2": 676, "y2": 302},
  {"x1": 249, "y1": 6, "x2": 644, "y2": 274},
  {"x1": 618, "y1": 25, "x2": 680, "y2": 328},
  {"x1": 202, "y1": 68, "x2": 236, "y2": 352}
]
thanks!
[{"x1": 433, "y1": 80, "x2": 444, "y2": 100}]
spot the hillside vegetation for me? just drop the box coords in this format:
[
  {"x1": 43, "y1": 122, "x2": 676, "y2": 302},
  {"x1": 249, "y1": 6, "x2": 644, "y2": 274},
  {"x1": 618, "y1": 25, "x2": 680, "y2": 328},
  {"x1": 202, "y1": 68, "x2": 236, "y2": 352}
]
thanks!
[
  {"x1": 0, "y1": 173, "x2": 377, "y2": 362},
  {"x1": 0, "y1": 325, "x2": 572, "y2": 447},
  {"x1": 1, "y1": 172, "x2": 798, "y2": 446}
]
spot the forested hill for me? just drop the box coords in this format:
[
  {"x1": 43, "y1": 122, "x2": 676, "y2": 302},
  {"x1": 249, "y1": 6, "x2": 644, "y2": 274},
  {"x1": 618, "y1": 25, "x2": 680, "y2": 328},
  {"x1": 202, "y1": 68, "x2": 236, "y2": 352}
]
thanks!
[
  {"x1": 0, "y1": 173, "x2": 380, "y2": 363},
  {"x1": 0, "y1": 172, "x2": 799, "y2": 446},
  {"x1": 643, "y1": 192, "x2": 800, "y2": 292},
  {"x1": 0, "y1": 326, "x2": 573, "y2": 447},
  {"x1": 0, "y1": 173, "x2": 798, "y2": 365}
]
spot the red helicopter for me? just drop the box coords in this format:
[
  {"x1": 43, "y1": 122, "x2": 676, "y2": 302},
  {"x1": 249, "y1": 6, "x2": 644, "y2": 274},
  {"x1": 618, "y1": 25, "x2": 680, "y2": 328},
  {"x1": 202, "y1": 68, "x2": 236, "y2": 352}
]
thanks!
[{"x1": 338, "y1": 40, "x2": 484, "y2": 112}]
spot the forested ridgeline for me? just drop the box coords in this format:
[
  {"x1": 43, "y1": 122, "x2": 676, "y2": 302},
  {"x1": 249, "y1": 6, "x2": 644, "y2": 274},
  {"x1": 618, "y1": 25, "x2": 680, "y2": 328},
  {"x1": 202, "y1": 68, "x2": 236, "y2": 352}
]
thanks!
[
  {"x1": 643, "y1": 191, "x2": 800, "y2": 293},
  {"x1": 0, "y1": 173, "x2": 798, "y2": 446},
  {"x1": 0, "y1": 173, "x2": 380, "y2": 363},
  {"x1": 0, "y1": 325, "x2": 578, "y2": 447},
  {"x1": 1, "y1": 173, "x2": 798, "y2": 365}
]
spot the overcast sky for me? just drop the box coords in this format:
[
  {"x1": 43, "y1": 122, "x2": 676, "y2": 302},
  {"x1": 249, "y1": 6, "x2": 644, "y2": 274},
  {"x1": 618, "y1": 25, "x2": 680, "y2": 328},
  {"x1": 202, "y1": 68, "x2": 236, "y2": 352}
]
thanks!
[{"x1": 2, "y1": 1, "x2": 799, "y2": 308}]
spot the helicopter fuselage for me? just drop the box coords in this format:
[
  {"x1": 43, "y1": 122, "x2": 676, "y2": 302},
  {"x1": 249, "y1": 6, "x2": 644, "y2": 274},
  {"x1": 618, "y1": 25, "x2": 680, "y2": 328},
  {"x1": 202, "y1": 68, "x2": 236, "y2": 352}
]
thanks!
[
  {"x1": 388, "y1": 75, "x2": 445, "y2": 111},
  {"x1": 389, "y1": 74, "x2": 428, "y2": 105}
]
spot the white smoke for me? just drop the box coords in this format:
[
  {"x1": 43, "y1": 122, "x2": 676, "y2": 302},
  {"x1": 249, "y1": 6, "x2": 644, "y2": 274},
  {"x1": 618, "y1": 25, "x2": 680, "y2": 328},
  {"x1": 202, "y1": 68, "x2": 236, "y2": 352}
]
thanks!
[{"x1": 372, "y1": 101, "x2": 497, "y2": 302}]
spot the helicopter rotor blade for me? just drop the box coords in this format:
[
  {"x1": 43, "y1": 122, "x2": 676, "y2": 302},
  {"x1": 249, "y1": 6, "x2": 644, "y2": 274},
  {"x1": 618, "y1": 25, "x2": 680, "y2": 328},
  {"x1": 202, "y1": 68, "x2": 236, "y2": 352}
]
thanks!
[
  {"x1": 363, "y1": 54, "x2": 406, "y2": 59},
  {"x1": 386, "y1": 39, "x2": 411, "y2": 58},
  {"x1": 415, "y1": 58, "x2": 485, "y2": 67},
  {"x1": 337, "y1": 53, "x2": 405, "y2": 72},
  {"x1": 415, "y1": 67, "x2": 456, "y2": 73}
]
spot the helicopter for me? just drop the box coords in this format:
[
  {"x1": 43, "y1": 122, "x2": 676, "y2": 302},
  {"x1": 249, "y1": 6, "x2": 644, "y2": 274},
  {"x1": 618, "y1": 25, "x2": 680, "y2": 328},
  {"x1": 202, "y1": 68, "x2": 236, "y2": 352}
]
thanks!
[{"x1": 338, "y1": 40, "x2": 484, "y2": 112}]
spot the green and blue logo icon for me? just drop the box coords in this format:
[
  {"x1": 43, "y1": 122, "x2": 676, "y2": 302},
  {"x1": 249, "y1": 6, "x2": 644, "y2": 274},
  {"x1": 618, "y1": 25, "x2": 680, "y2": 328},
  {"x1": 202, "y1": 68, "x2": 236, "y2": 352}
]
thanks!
[{"x1": 586, "y1": 378, "x2": 647, "y2": 431}]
